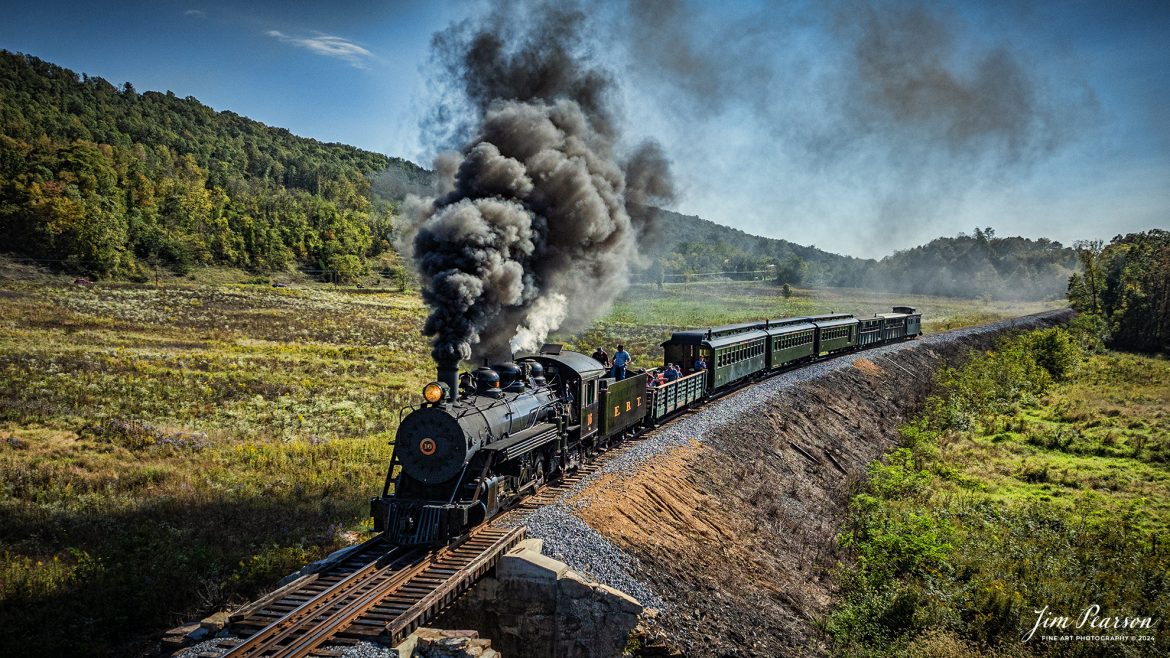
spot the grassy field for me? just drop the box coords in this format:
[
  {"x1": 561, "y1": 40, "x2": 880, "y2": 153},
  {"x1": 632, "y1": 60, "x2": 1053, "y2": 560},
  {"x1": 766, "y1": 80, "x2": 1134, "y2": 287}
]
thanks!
[
  {"x1": 829, "y1": 327, "x2": 1170, "y2": 657},
  {"x1": 0, "y1": 266, "x2": 430, "y2": 655},
  {"x1": 0, "y1": 261, "x2": 1062, "y2": 655}
]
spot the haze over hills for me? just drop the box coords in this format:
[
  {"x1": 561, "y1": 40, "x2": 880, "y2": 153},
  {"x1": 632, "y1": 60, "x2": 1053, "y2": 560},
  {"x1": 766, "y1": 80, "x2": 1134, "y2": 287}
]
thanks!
[
  {"x1": 0, "y1": 51, "x2": 1077, "y2": 299},
  {"x1": 644, "y1": 209, "x2": 1077, "y2": 300}
]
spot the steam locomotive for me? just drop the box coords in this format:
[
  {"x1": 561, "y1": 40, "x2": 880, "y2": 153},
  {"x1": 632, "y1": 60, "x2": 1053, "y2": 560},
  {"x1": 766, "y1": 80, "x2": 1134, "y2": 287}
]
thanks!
[{"x1": 370, "y1": 307, "x2": 922, "y2": 546}]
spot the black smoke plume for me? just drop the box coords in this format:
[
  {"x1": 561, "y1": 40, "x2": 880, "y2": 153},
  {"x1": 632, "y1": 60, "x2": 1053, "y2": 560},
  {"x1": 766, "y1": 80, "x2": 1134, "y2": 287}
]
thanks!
[
  {"x1": 839, "y1": 3, "x2": 1062, "y2": 164},
  {"x1": 406, "y1": 1, "x2": 674, "y2": 364}
]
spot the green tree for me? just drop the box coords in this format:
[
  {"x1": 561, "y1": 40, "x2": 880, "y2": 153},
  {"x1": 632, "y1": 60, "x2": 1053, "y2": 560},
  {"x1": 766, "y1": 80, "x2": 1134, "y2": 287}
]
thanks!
[
  {"x1": 1069, "y1": 239, "x2": 1104, "y2": 313},
  {"x1": 1068, "y1": 230, "x2": 1170, "y2": 354},
  {"x1": 773, "y1": 255, "x2": 806, "y2": 286},
  {"x1": 0, "y1": 50, "x2": 424, "y2": 279}
]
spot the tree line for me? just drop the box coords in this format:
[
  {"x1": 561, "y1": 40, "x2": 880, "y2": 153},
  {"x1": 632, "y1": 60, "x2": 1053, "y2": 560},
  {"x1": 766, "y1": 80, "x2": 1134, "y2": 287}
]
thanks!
[
  {"x1": 0, "y1": 51, "x2": 424, "y2": 280},
  {"x1": 1068, "y1": 229, "x2": 1169, "y2": 353},
  {"x1": 646, "y1": 220, "x2": 1078, "y2": 301},
  {"x1": 0, "y1": 51, "x2": 1101, "y2": 300}
]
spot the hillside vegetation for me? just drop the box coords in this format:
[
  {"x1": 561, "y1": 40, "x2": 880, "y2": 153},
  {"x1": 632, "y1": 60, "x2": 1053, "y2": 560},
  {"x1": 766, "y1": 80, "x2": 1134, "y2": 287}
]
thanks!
[
  {"x1": 830, "y1": 324, "x2": 1169, "y2": 657},
  {"x1": 0, "y1": 51, "x2": 426, "y2": 279},
  {"x1": 874, "y1": 228, "x2": 1076, "y2": 301},
  {"x1": 832, "y1": 242, "x2": 1170, "y2": 656}
]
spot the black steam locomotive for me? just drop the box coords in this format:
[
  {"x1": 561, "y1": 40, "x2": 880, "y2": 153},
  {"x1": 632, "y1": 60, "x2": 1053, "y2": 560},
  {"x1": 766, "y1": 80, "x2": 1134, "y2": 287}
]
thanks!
[{"x1": 370, "y1": 307, "x2": 922, "y2": 546}]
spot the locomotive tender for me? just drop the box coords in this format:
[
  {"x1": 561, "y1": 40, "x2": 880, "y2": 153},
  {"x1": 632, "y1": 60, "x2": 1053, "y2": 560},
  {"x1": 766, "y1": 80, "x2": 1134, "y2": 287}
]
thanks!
[{"x1": 371, "y1": 307, "x2": 922, "y2": 547}]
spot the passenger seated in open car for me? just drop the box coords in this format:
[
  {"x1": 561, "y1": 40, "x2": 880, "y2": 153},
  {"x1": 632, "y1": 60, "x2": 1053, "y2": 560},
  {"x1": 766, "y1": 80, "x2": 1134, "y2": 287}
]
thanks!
[{"x1": 646, "y1": 368, "x2": 666, "y2": 387}]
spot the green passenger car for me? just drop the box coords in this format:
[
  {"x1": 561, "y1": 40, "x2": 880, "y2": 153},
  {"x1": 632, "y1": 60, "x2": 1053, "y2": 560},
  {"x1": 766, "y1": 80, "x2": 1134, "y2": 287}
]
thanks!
[
  {"x1": 661, "y1": 322, "x2": 768, "y2": 391},
  {"x1": 707, "y1": 330, "x2": 768, "y2": 388},
  {"x1": 857, "y1": 317, "x2": 884, "y2": 346},
  {"x1": 811, "y1": 314, "x2": 859, "y2": 355},
  {"x1": 764, "y1": 318, "x2": 817, "y2": 369},
  {"x1": 893, "y1": 306, "x2": 923, "y2": 336}
]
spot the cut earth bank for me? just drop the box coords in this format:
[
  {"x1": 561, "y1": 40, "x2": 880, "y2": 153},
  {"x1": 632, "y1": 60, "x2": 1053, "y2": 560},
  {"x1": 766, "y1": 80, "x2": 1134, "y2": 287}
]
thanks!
[{"x1": 493, "y1": 309, "x2": 1075, "y2": 657}]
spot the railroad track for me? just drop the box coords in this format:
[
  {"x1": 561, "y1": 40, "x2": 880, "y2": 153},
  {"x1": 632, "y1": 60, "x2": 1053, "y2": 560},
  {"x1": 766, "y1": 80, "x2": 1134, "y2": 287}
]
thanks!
[
  {"x1": 219, "y1": 526, "x2": 524, "y2": 657},
  {"x1": 206, "y1": 322, "x2": 1028, "y2": 655}
]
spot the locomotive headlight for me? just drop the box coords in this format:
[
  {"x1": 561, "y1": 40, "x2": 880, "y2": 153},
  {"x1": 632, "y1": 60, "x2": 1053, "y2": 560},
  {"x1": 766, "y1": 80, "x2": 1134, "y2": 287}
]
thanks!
[{"x1": 422, "y1": 382, "x2": 446, "y2": 404}]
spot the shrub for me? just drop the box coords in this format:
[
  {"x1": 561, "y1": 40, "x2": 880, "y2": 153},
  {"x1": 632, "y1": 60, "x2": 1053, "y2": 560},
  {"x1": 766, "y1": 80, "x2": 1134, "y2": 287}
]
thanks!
[{"x1": 1023, "y1": 328, "x2": 1078, "y2": 381}]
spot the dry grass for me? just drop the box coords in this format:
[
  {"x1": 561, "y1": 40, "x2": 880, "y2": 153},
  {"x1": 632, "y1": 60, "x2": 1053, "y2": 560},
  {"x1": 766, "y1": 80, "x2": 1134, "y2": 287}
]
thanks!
[
  {"x1": 0, "y1": 266, "x2": 430, "y2": 655},
  {"x1": 0, "y1": 258, "x2": 1064, "y2": 654}
]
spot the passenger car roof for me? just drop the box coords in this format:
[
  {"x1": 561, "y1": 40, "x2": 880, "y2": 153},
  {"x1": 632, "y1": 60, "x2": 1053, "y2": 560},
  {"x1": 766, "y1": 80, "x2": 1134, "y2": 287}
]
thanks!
[
  {"x1": 764, "y1": 321, "x2": 817, "y2": 336},
  {"x1": 810, "y1": 315, "x2": 859, "y2": 328},
  {"x1": 704, "y1": 329, "x2": 770, "y2": 349}
]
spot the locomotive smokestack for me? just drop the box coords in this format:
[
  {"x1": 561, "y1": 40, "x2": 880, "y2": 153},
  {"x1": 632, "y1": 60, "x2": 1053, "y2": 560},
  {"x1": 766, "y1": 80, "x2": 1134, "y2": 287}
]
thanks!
[{"x1": 436, "y1": 358, "x2": 458, "y2": 402}]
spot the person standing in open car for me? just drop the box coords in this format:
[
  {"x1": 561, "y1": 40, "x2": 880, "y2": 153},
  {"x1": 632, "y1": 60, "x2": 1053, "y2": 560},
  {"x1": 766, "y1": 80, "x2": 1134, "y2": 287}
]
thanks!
[
  {"x1": 611, "y1": 344, "x2": 631, "y2": 380},
  {"x1": 591, "y1": 347, "x2": 609, "y2": 367}
]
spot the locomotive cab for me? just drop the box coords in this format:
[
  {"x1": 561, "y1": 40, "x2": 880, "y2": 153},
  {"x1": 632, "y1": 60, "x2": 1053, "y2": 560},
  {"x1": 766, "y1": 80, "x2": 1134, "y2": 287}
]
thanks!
[{"x1": 526, "y1": 344, "x2": 605, "y2": 442}]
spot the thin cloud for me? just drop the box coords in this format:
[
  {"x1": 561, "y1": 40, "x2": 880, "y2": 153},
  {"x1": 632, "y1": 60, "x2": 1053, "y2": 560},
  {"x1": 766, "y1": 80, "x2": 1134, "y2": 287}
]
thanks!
[
  {"x1": 183, "y1": 9, "x2": 206, "y2": 19},
  {"x1": 266, "y1": 30, "x2": 374, "y2": 69}
]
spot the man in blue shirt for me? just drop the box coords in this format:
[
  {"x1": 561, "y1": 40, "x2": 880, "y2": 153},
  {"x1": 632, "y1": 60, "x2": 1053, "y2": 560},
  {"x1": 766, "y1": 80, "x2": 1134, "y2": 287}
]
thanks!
[
  {"x1": 663, "y1": 364, "x2": 680, "y2": 382},
  {"x1": 611, "y1": 344, "x2": 631, "y2": 380}
]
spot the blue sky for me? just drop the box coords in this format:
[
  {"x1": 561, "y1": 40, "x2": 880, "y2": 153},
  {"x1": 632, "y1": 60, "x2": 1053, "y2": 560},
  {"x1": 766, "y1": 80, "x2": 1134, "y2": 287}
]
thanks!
[{"x1": 2, "y1": 0, "x2": 1168, "y2": 257}]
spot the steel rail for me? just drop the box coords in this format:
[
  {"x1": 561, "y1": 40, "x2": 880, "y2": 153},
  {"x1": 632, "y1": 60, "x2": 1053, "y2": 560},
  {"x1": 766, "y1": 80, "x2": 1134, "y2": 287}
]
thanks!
[
  {"x1": 222, "y1": 547, "x2": 418, "y2": 657},
  {"x1": 224, "y1": 527, "x2": 523, "y2": 658}
]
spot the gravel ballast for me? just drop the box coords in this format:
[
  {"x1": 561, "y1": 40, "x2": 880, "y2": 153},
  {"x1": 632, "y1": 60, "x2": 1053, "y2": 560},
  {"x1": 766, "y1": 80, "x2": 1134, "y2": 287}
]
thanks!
[{"x1": 495, "y1": 310, "x2": 1073, "y2": 613}]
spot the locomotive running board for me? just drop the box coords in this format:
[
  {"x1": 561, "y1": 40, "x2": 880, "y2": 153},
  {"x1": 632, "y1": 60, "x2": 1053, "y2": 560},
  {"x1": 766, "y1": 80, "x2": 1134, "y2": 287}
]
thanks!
[{"x1": 483, "y1": 423, "x2": 560, "y2": 461}]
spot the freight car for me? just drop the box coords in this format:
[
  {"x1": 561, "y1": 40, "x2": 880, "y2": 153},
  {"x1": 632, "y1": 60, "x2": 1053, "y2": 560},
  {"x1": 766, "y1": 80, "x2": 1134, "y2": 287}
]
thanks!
[{"x1": 371, "y1": 307, "x2": 921, "y2": 547}]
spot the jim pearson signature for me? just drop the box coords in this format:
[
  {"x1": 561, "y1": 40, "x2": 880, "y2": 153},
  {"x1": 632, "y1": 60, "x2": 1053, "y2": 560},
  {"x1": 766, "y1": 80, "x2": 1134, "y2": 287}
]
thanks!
[{"x1": 1023, "y1": 604, "x2": 1158, "y2": 642}]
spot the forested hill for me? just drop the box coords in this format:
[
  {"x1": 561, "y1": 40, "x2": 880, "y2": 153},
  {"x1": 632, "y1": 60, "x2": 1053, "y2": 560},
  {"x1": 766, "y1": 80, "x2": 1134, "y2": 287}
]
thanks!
[
  {"x1": 873, "y1": 229, "x2": 1077, "y2": 300},
  {"x1": 0, "y1": 51, "x2": 426, "y2": 278},
  {"x1": 643, "y1": 208, "x2": 873, "y2": 287},
  {"x1": 646, "y1": 210, "x2": 1076, "y2": 300}
]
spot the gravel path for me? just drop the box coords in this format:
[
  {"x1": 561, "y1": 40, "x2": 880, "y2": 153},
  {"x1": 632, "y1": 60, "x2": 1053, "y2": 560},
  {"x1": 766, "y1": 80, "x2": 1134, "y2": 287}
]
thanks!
[{"x1": 497, "y1": 310, "x2": 1069, "y2": 609}]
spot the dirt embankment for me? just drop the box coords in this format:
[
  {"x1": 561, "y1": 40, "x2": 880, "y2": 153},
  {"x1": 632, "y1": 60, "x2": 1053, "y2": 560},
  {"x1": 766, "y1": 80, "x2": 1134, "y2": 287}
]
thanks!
[{"x1": 573, "y1": 311, "x2": 1073, "y2": 657}]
